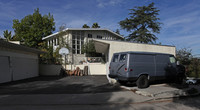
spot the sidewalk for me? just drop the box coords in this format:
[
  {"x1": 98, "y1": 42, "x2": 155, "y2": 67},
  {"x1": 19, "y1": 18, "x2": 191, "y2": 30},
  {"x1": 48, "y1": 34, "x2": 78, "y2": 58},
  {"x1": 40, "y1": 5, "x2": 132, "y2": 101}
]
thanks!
[{"x1": 120, "y1": 84, "x2": 200, "y2": 99}]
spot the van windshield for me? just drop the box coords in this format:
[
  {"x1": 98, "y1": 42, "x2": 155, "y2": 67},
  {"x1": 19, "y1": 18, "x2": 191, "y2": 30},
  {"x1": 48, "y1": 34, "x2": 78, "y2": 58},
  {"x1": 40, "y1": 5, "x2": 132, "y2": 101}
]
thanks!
[{"x1": 169, "y1": 56, "x2": 176, "y2": 63}]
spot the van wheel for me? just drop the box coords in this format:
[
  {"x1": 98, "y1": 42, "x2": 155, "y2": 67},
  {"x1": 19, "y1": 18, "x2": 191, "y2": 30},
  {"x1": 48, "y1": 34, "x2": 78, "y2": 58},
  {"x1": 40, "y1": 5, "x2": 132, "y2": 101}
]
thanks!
[{"x1": 136, "y1": 75, "x2": 149, "y2": 89}]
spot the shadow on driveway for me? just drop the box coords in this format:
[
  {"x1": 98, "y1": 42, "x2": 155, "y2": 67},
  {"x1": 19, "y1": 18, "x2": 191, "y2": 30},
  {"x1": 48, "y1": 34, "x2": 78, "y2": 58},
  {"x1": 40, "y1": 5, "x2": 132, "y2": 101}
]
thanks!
[{"x1": 0, "y1": 76, "x2": 125, "y2": 95}]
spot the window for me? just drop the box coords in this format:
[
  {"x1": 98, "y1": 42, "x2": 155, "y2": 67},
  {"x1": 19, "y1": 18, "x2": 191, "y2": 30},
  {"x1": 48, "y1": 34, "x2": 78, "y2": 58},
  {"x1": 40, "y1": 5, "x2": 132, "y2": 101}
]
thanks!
[
  {"x1": 77, "y1": 50, "x2": 80, "y2": 54},
  {"x1": 81, "y1": 36, "x2": 84, "y2": 40},
  {"x1": 72, "y1": 31, "x2": 76, "y2": 35},
  {"x1": 119, "y1": 54, "x2": 127, "y2": 62},
  {"x1": 77, "y1": 40, "x2": 80, "y2": 45},
  {"x1": 88, "y1": 34, "x2": 92, "y2": 38},
  {"x1": 48, "y1": 40, "x2": 50, "y2": 46},
  {"x1": 169, "y1": 56, "x2": 176, "y2": 63},
  {"x1": 112, "y1": 54, "x2": 119, "y2": 62},
  {"x1": 73, "y1": 45, "x2": 76, "y2": 49},
  {"x1": 57, "y1": 38, "x2": 59, "y2": 45},
  {"x1": 72, "y1": 40, "x2": 75, "y2": 44},
  {"x1": 81, "y1": 31, "x2": 84, "y2": 36},
  {"x1": 77, "y1": 45, "x2": 80, "y2": 49},
  {"x1": 54, "y1": 39, "x2": 56, "y2": 46},
  {"x1": 97, "y1": 35, "x2": 102, "y2": 39},
  {"x1": 77, "y1": 35, "x2": 80, "y2": 40},
  {"x1": 72, "y1": 49, "x2": 76, "y2": 54}
]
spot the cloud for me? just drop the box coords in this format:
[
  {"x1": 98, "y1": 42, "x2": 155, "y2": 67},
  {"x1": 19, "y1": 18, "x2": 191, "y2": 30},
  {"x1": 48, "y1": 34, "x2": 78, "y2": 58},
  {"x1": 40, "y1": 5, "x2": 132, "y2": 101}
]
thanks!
[
  {"x1": 157, "y1": 1, "x2": 200, "y2": 54},
  {"x1": 96, "y1": 0, "x2": 123, "y2": 8}
]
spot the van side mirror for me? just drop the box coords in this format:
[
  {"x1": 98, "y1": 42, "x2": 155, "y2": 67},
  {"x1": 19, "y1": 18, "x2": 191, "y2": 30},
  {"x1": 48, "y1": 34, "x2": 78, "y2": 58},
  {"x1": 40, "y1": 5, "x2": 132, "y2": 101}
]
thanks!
[{"x1": 177, "y1": 61, "x2": 180, "y2": 65}]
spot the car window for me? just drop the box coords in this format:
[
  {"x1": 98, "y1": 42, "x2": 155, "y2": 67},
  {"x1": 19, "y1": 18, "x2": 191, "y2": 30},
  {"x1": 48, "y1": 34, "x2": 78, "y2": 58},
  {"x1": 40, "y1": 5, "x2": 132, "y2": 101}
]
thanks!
[
  {"x1": 169, "y1": 56, "x2": 176, "y2": 63},
  {"x1": 119, "y1": 54, "x2": 127, "y2": 62},
  {"x1": 112, "y1": 54, "x2": 119, "y2": 62}
]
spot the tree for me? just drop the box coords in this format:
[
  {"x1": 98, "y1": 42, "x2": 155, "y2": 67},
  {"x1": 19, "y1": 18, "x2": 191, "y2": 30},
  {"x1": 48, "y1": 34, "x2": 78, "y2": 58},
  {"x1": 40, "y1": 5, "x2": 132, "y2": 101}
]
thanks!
[
  {"x1": 12, "y1": 8, "x2": 55, "y2": 49},
  {"x1": 115, "y1": 29, "x2": 120, "y2": 34},
  {"x1": 3, "y1": 30, "x2": 12, "y2": 41},
  {"x1": 81, "y1": 40, "x2": 96, "y2": 56},
  {"x1": 82, "y1": 24, "x2": 90, "y2": 28},
  {"x1": 119, "y1": 2, "x2": 161, "y2": 44},
  {"x1": 92, "y1": 23, "x2": 100, "y2": 28},
  {"x1": 40, "y1": 25, "x2": 69, "y2": 65},
  {"x1": 81, "y1": 40, "x2": 102, "y2": 57},
  {"x1": 189, "y1": 58, "x2": 200, "y2": 78},
  {"x1": 53, "y1": 25, "x2": 69, "y2": 64},
  {"x1": 176, "y1": 48, "x2": 192, "y2": 66}
]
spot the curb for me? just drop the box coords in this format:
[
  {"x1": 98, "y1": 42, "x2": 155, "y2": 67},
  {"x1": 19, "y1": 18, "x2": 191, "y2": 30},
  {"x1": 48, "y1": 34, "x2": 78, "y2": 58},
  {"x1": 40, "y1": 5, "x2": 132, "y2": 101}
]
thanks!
[{"x1": 120, "y1": 85, "x2": 200, "y2": 100}]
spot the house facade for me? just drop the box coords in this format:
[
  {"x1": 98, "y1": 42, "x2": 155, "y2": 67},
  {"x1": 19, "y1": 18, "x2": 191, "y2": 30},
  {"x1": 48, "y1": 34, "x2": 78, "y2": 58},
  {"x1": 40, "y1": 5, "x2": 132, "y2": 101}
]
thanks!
[
  {"x1": 42, "y1": 28, "x2": 123, "y2": 64},
  {"x1": 42, "y1": 28, "x2": 176, "y2": 76}
]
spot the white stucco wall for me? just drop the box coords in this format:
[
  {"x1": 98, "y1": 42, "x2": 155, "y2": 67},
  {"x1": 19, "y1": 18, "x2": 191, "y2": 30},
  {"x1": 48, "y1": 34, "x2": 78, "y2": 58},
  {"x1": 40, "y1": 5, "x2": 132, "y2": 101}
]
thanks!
[
  {"x1": 0, "y1": 49, "x2": 39, "y2": 83},
  {"x1": 88, "y1": 64, "x2": 106, "y2": 75},
  {"x1": 94, "y1": 39, "x2": 176, "y2": 63}
]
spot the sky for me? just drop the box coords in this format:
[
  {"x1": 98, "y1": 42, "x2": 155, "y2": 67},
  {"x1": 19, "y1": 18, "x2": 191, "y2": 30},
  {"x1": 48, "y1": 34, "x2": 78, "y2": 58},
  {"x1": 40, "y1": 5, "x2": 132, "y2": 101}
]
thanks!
[{"x1": 0, "y1": 0, "x2": 200, "y2": 55}]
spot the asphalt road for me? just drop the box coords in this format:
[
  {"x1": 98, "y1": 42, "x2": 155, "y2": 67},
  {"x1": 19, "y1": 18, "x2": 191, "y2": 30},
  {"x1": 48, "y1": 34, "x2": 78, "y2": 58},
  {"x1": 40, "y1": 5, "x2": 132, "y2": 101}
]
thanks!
[{"x1": 0, "y1": 76, "x2": 200, "y2": 110}]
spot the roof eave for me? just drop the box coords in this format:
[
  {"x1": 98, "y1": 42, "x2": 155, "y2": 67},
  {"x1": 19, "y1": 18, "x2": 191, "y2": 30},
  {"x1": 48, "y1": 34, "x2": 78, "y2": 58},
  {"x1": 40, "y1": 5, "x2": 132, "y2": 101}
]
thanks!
[{"x1": 42, "y1": 28, "x2": 124, "y2": 40}]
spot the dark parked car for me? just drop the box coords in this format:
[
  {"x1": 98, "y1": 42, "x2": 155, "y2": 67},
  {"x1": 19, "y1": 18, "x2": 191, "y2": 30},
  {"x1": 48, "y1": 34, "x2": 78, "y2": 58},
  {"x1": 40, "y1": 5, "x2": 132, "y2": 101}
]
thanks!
[{"x1": 109, "y1": 52, "x2": 186, "y2": 88}]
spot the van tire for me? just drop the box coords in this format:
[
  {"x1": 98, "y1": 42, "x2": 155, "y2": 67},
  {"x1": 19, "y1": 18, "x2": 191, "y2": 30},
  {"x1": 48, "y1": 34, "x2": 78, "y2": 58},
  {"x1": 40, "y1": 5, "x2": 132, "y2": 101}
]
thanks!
[{"x1": 136, "y1": 75, "x2": 149, "y2": 88}]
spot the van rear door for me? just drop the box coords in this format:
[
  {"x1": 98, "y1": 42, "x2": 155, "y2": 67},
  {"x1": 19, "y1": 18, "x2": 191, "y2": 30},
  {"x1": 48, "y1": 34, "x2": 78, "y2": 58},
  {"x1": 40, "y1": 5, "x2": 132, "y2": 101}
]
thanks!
[
  {"x1": 109, "y1": 54, "x2": 119, "y2": 78},
  {"x1": 117, "y1": 54, "x2": 127, "y2": 76}
]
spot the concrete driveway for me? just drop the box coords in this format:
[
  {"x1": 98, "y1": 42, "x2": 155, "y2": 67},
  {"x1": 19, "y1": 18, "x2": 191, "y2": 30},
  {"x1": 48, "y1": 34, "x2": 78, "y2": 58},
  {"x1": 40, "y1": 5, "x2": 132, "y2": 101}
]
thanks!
[{"x1": 0, "y1": 76, "x2": 125, "y2": 94}]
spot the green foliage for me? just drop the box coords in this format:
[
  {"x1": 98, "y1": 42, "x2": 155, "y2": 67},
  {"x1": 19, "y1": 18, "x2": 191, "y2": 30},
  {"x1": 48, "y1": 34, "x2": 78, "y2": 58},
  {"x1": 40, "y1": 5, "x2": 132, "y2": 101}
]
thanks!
[
  {"x1": 39, "y1": 44, "x2": 55, "y2": 64},
  {"x1": 176, "y1": 48, "x2": 200, "y2": 78},
  {"x1": 81, "y1": 40, "x2": 96, "y2": 54},
  {"x1": 115, "y1": 29, "x2": 120, "y2": 34},
  {"x1": 40, "y1": 25, "x2": 69, "y2": 65},
  {"x1": 12, "y1": 8, "x2": 55, "y2": 49},
  {"x1": 188, "y1": 58, "x2": 200, "y2": 78},
  {"x1": 92, "y1": 23, "x2": 100, "y2": 28},
  {"x1": 119, "y1": 2, "x2": 161, "y2": 44},
  {"x1": 53, "y1": 47, "x2": 63, "y2": 64},
  {"x1": 176, "y1": 48, "x2": 192, "y2": 65},
  {"x1": 82, "y1": 24, "x2": 90, "y2": 28},
  {"x1": 12, "y1": 35, "x2": 21, "y2": 41},
  {"x1": 3, "y1": 30, "x2": 12, "y2": 41},
  {"x1": 81, "y1": 40, "x2": 101, "y2": 57}
]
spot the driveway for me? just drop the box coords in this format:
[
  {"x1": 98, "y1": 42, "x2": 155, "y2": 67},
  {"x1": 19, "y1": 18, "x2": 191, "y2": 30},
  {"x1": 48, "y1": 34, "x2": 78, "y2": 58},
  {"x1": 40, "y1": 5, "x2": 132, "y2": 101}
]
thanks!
[
  {"x1": 0, "y1": 76, "x2": 125, "y2": 94},
  {"x1": 1, "y1": 76, "x2": 200, "y2": 110}
]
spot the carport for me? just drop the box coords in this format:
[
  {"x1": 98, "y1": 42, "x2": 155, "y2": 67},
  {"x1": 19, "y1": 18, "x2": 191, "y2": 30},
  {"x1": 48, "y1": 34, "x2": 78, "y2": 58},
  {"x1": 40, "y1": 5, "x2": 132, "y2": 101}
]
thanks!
[
  {"x1": 0, "y1": 40, "x2": 43, "y2": 83},
  {"x1": 93, "y1": 39, "x2": 176, "y2": 62},
  {"x1": 93, "y1": 39, "x2": 176, "y2": 75}
]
